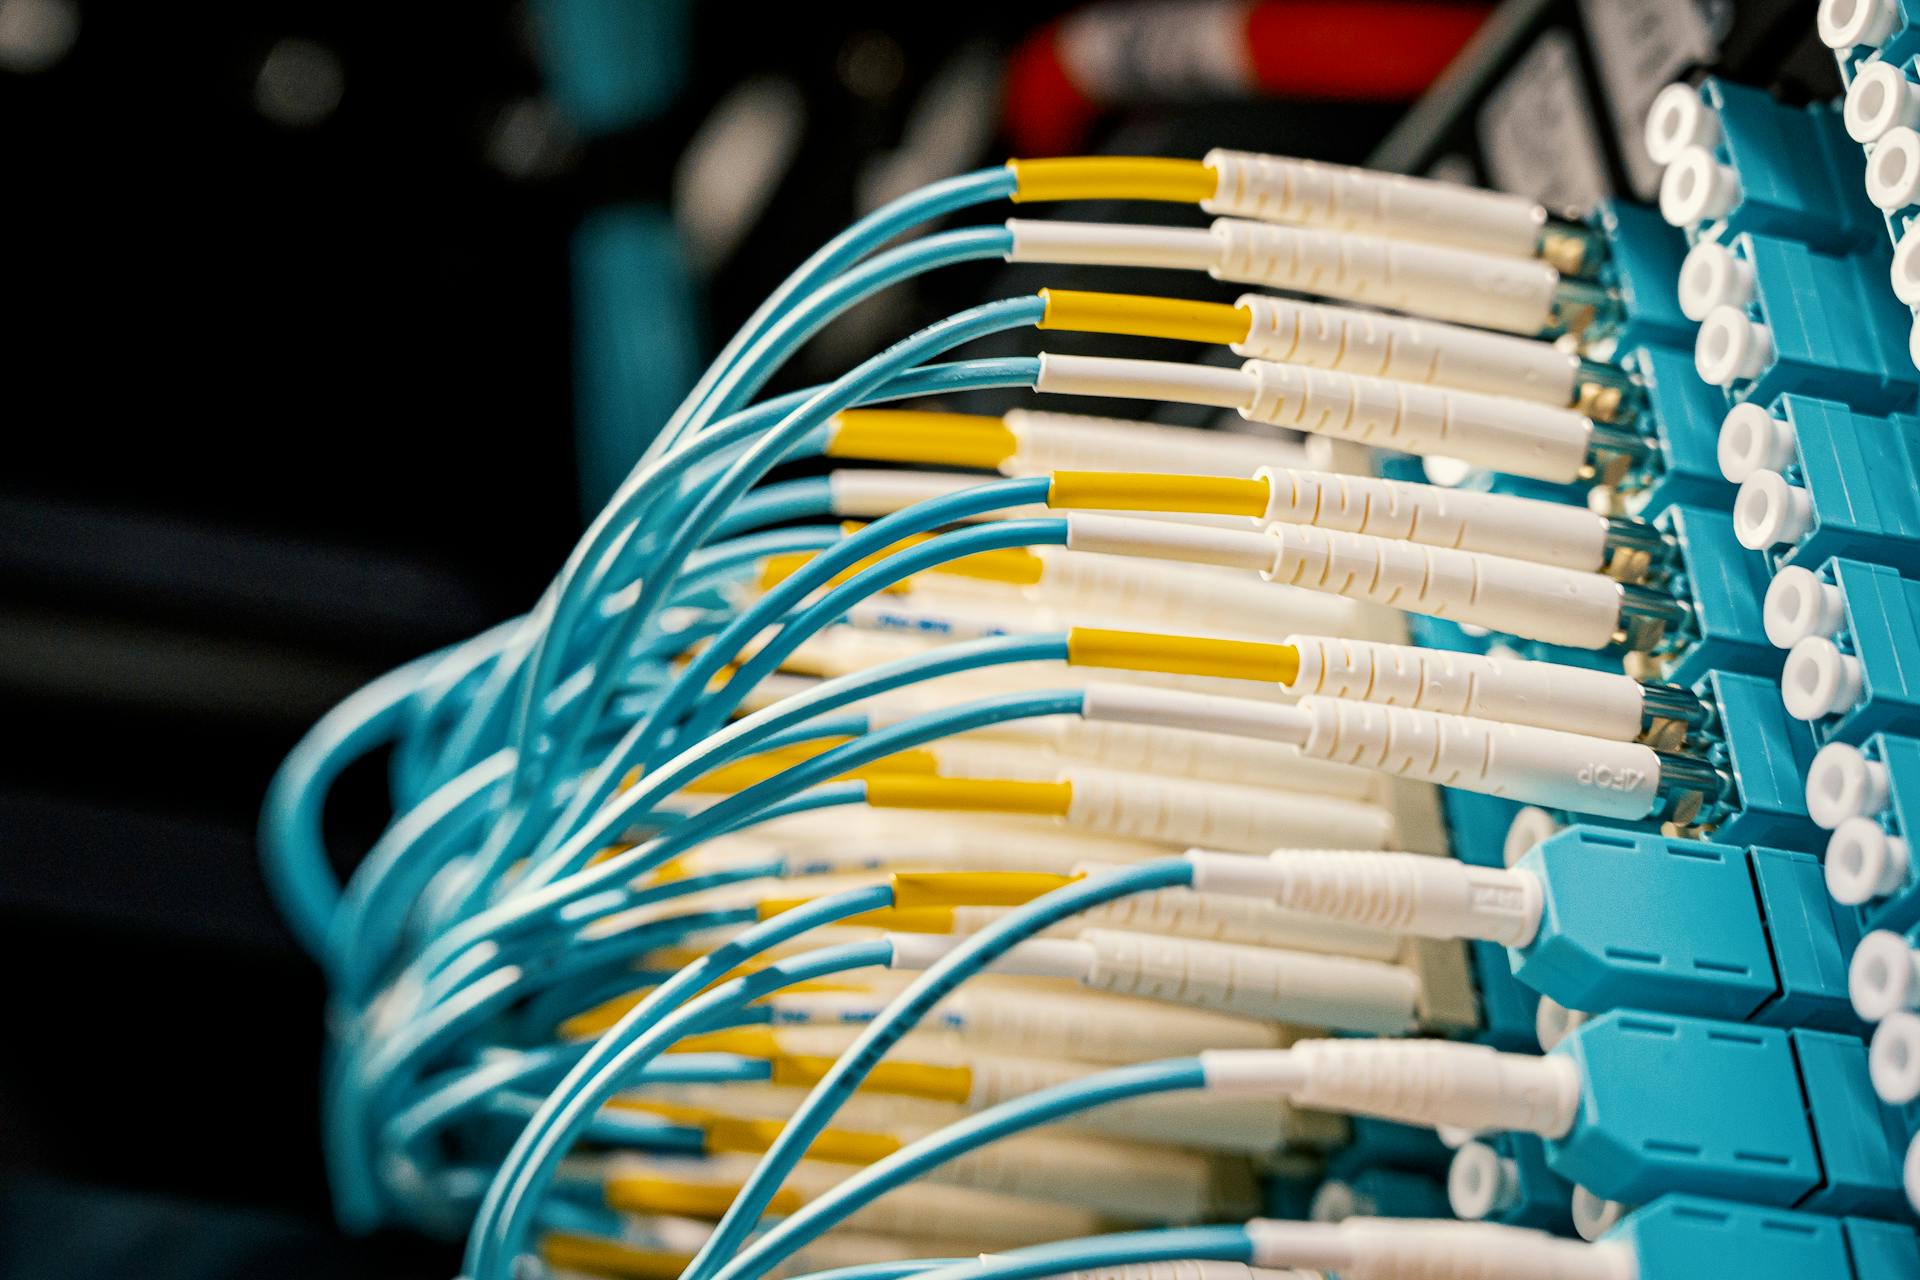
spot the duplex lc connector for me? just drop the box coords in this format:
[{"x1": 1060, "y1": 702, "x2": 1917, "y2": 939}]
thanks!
[
  {"x1": 1028, "y1": 351, "x2": 1640, "y2": 484},
  {"x1": 1200, "y1": 1011, "x2": 1913, "y2": 1213},
  {"x1": 1187, "y1": 827, "x2": 1864, "y2": 1032}
]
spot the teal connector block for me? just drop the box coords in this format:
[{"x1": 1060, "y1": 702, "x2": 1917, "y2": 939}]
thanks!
[
  {"x1": 1549, "y1": 1012, "x2": 1821, "y2": 1205},
  {"x1": 1748, "y1": 846, "x2": 1867, "y2": 1033},
  {"x1": 1657, "y1": 503, "x2": 1782, "y2": 686},
  {"x1": 1713, "y1": 235, "x2": 1917, "y2": 415},
  {"x1": 1843, "y1": 1216, "x2": 1920, "y2": 1280},
  {"x1": 1836, "y1": 732, "x2": 1920, "y2": 935},
  {"x1": 1795, "y1": 558, "x2": 1920, "y2": 747},
  {"x1": 1509, "y1": 828, "x2": 1859, "y2": 1032},
  {"x1": 1548, "y1": 1012, "x2": 1909, "y2": 1213},
  {"x1": 1684, "y1": 80, "x2": 1878, "y2": 254},
  {"x1": 1608, "y1": 1196, "x2": 1866, "y2": 1280},
  {"x1": 1760, "y1": 398, "x2": 1920, "y2": 576},
  {"x1": 1326, "y1": 1118, "x2": 1451, "y2": 1179},
  {"x1": 1792, "y1": 1028, "x2": 1920, "y2": 1218},
  {"x1": 1695, "y1": 669, "x2": 1823, "y2": 848},
  {"x1": 1596, "y1": 201, "x2": 1695, "y2": 351},
  {"x1": 1627, "y1": 344, "x2": 1739, "y2": 520}
]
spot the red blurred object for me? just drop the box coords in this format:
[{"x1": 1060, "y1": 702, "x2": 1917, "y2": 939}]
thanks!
[{"x1": 1004, "y1": 0, "x2": 1491, "y2": 156}]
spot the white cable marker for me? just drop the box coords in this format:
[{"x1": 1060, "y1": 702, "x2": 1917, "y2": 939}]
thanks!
[
  {"x1": 1244, "y1": 1217, "x2": 1634, "y2": 1280},
  {"x1": 828, "y1": 469, "x2": 1004, "y2": 517},
  {"x1": 1004, "y1": 409, "x2": 1306, "y2": 477},
  {"x1": 1007, "y1": 220, "x2": 1560, "y2": 334},
  {"x1": 1072, "y1": 928, "x2": 1420, "y2": 1032},
  {"x1": 1235, "y1": 294, "x2": 1579, "y2": 403},
  {"x1": 1262, "y1": 524, "x2": 1624, "y2": 649},
  {"x1": 1018, "y1": 1263, "x2": 1317, "y2": 1280},
  {"x1": 1256, "y1": 465, "x2": 1609, "y2": 569},
  {"x1": 1242, "y1": 359, "x2": 1593, "y2": 483},
  {"x1": 1202, "y1": 1038, "x2": 1581, "y2": 1136},
  {"x1": 1185, "y1": 848, "x2": 1543, "y2": 947},
  {"x1": 1061, "y1": 876, "x2": 1405, "y2": 961},
  {"x1": 1063, "y1": 765, "x2": 1397, "y2": 852},
  {"x1": 1203, "y1": 149, "x2": 1548, "y2": 258},
  {"x1": 1033, "y1": 541, "x2": 1368, "y2": 637},
  {"x1": 1283, "y1": 634, "x2": 1646, "y2": 740}
]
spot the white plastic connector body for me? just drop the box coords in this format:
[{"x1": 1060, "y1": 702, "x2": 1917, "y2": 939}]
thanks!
[
  {"x1": 1659, "y1": 146, "x2": 1741, "y2": 227},
  {"x1": 1240, "y1": 359, "x2": 1593, "y2": 483},
  {"x1": 1677, "y1": 240, "x2": 1755, "y2": 322},
  {"x1": 1282, "y1": 634, "x2": 1645, "y2": 739},
  {"x1": 1185, "y1": 847, "x2": 1542, "y2": 946},
  {"x1": 1847, "y1": 59, "x2": 1920, "y2": 142},
  {"x1": 1826, "y1": 816, "x2": 1910, "y2": 905},
  {"x1": 1256, "y1": 466, "x2": 1608, "y2": 570},
  {"x1": 1820, "y1": 0, "x2": 1900, "y2": 50},
  {"x1": 1806, "y1": 740, "x2": 1891, "y2": 828},
  {"x1": 1232, "y1": 294, "x2": 1578, "y2": 404},
  {"x1": 1244, "y1": 1217, "x2": 1635, "y2": 1280},
  {"x1": 1081, "y1": 681, "x2": 1664, "y2": 819},
  {"x1": 1852, "y1": 929, "x2": 1920, "y2": 1021},
  {"x1": 1645, "y1": 83, "x2": 1720, "y2": 165},
  {"x1": 1261, "y1": 524, "x2": 1624, "y2": 649},
  {"x1": 1204, "y1": 1038, "x2": 1582, "y2": 1137},
  {"x1": 1202, "y1": 149, "x2": 1548, "y2": 257},
  {"x1": 1208, "y1": 218, "x2": 1561, "y2": 334},
  {"x1": 1716, "y1": 402, "x2": 1796, "y2": 484},
  {"x1": 1732, "y1": 471, "x2": 1812, "y2": 550},
  {"x1": 1762, "y1": 565, "x2": 1845, "y2": 648},
  {"x1": 1031, "y1": 536, "x2": 1367, "y2": 637}
]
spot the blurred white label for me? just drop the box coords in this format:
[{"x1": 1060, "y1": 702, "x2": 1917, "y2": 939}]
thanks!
[
  {"x1": 1478, "y1": 28, "x2": 1609, "y2": 215},
  {"x1": 1581, "y1": 0, "x2": 1721, "y2": 198}
]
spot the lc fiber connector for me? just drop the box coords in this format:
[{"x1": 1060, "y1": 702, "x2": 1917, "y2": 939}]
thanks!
[
  {"x1": 1611, "y1": 1193, "x2": 1920, "y2": 1280},
  {"x1": 1724, "y1": 396, "x2": 1920, "y2": 573},
  {"x1": 1682, "y1": 232, "x2": 1917, "y2": 413},
  {"x1": 1509, "y1": 826, "x2": 1864, "y2": 1034},
  {"x1": 1811, "y1": 731, "x2": 1920, "y2": 933},
  {"x1": 1767, "y1": 557, "x2": 1920, "y2": 741},
  {"x1": 1207, "y1": 1014, "x2": 1916, "y2": 1213},
  {"x1": 1649, "y1": 79, "x2": 1878, "y2": 254}
]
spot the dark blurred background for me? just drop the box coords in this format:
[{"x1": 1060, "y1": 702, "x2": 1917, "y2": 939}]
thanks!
[{"x1": 0, "y1": 1, "x2": 1834, "y2": 1275}]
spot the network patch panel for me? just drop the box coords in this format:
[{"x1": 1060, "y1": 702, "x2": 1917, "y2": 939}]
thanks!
[{"x1": 259, "y1": 7, "x2": 1920, "y2": 1279}]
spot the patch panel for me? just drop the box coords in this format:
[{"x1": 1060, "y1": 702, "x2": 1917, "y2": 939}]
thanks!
[{"x1": 265, "y1": 35, "x2": 1920, "y2": 1280}]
